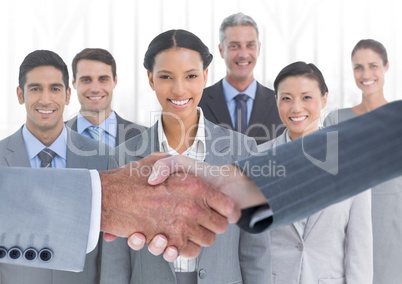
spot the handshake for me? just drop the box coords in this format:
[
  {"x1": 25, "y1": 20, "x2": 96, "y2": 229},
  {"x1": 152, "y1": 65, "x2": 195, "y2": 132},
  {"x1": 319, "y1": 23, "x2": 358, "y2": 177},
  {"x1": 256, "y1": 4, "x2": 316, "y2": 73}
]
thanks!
[
  {"x1": 99, "y1": 100, "x2": 402, "y2": 263},
  {"x1": 99, "y1": 153, "x2": 266, "y2": 262}
]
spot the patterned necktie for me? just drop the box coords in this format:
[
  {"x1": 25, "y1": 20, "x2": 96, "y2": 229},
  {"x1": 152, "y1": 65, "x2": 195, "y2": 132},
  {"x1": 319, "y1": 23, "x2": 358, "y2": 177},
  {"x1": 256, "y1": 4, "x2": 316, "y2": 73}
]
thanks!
[
  {"x1": 87, "y1": 126, "x2": 104, "y2": 141},
  {"x1": 38, "y1": 148, "x2": 57, "y2": 168},
  {"x1": 234, "y1": 94, "x2": 249, "y2": 134}
]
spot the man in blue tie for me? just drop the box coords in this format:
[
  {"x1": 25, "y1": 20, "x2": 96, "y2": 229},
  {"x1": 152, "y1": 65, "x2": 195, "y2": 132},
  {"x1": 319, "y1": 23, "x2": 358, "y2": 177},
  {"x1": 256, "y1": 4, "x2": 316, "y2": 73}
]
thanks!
[
  {"x1": 66, "y1": 48, "x2": 146, "y2": 147},
  {"x1": 0, "y1": 50, "x2": 110, "y2": 283},
  {"x1": 199, "y1": 12, "x2": 284, "y2": 144}
]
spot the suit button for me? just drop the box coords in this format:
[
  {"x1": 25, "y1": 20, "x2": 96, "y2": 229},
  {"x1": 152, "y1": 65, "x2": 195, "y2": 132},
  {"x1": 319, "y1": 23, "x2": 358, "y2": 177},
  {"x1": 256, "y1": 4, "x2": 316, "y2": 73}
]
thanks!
[
  {"x1": 24, "y1": 248, "x2": 38, "y2": 261},
  {"x1": 8, "y1": 247, "x2": 22, "y2": 259},
  {"x1": 198, "y1": 269, "x2": 207, "y2": 279},
  {"x1": 296, "y1": 243, "x2": 304, "y2": 251},
  {"x1": 0, "y1": 247, "x2": 7, "y2": 259},
  {"x1": 39, "y1": 248, "x2": 53, "y2": 262}
]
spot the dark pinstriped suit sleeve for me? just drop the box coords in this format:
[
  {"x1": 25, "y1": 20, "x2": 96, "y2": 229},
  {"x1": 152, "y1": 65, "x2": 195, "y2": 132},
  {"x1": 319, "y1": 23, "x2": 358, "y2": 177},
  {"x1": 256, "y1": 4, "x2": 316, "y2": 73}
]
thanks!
[{"x1": 237, "y1": 100, "x2": 402, "y2": 233}]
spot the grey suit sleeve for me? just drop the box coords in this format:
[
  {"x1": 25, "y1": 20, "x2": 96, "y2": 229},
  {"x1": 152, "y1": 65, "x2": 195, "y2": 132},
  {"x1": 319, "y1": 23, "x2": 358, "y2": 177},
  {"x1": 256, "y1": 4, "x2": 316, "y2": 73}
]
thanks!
[
  {"x1": 237, "y1": 100, "x2": 402, "y2": 233},
  {"x1": 0, "y1": 167, "x2": 93, "y2": 272}
]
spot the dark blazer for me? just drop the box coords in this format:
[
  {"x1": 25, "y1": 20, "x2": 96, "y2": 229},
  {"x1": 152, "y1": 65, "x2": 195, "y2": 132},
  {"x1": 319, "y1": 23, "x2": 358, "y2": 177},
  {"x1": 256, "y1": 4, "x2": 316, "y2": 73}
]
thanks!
[
  {"x1": 199, "y1": 79, "x2": 284, "y2": 144},
  {"x1": 65, "y1": 111, "x2": 147, "y2": 146}
]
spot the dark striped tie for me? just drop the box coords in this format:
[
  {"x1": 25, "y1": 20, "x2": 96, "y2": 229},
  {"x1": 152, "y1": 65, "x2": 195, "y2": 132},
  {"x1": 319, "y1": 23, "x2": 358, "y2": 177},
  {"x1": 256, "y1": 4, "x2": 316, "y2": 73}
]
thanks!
[
  {"x1": 38, "y1": 148, "x2": 57, "y2": 168},
  {"x1": 235, "y1": 94, "x2": 249, "y2": 134}
]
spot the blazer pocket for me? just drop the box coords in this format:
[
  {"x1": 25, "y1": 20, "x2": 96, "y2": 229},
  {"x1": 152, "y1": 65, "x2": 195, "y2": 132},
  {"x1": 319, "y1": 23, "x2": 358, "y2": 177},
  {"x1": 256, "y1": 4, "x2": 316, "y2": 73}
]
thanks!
[
  {"x1": 318, "y1": 277, "x2": 346, "y2": 284},
  {"x1": 271, "y1": 274, "x2": 276, "y2": 284}
]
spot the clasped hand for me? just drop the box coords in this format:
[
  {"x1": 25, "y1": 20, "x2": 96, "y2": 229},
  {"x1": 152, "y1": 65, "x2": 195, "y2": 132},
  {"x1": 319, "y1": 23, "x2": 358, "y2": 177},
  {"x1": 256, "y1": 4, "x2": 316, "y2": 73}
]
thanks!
[{"x1": 99, "y1": 153, "x2": 247, "y2": 261}]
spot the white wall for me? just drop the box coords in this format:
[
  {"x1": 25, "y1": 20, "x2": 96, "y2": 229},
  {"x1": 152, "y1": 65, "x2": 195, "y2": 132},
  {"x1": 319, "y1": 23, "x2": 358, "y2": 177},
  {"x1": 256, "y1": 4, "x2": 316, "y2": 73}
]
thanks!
[{"x1": 1, "y1": 0, "x2": 401, "y2": 138}]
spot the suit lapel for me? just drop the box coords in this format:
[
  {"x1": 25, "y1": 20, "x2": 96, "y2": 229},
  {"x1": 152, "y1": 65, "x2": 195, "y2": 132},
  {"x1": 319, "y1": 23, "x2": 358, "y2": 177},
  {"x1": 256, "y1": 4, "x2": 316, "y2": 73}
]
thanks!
[
  {"x1": 115, "y1": 113, "x2": 126, "y2": 145},
  {"x1": 248, "y1": 83, "x2": 275, "y2": 137},
  {"x1": 204, "y1": 81, "x2": 233, "y2": 128},
  {"x1": 66, "y1": 130, "x2": 87, "y2": 168},
  {"x1": 5, "y1": 129, "x2": 31, "y2": 167},
  {"x1": 204, "y1": 120, "x2": 234, "y2": 164},
  {"x1": 65, "y1": 115, "x2": 78, "y2": 131},
  {"x1": 303, "y1": 211, "x2": 323, "y2": 240},
  {"x1": 168, "y1": 262, "x2": 176, "y2": 279},
  {"x1": 136, "y1": 124, "x2": 159, "y2": 158},
  {"x1": 271, "y1": 131, "x2": 287, "y2": 147}
]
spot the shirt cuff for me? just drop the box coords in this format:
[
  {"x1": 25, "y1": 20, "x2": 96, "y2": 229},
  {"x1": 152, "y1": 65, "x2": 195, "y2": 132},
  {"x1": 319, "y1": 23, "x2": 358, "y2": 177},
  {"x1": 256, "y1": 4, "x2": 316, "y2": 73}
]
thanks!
[
  {"x1": 250, "y1": 207, "x2": 273, "y2": 228},
  {"x1": 87, "y1": 170, "x2": 102, "y2": 253}
]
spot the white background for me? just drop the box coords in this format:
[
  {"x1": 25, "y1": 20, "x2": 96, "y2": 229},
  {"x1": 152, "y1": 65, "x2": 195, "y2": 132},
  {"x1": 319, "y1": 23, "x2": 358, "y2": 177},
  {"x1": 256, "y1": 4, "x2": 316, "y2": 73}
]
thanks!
[{"x1": 1, "y1": 0, "x2": 401, "y2": 138}]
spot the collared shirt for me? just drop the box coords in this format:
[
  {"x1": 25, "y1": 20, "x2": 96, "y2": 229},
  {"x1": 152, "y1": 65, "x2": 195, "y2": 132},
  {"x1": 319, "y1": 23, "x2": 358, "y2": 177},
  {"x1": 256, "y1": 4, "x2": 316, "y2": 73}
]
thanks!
[
  {"x1": 157, "y1": 107, "x2": 206, "y2": 274},
  {"x1": 157, "y1": 107, "x2": 206, "y2": 162},
  {"x1": 23, "y1": 125, "x2": 68, "y2": 168},
  {"x1": 76, "y1": 111, "x2": 117, "y2": 147},
  {"x1": 222, "y1": 78, "x2": 257, "y2": 128}
]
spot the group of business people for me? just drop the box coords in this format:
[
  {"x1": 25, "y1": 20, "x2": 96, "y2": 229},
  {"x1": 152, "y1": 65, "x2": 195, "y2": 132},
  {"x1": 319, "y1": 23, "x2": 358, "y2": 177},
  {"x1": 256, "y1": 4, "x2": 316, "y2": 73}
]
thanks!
[
  {"x1": 0, "y1": 46, "x2": 147, "y2": 282},
  {"x1": 0, "y1": 11, "x2": 401, "y2": 284}
]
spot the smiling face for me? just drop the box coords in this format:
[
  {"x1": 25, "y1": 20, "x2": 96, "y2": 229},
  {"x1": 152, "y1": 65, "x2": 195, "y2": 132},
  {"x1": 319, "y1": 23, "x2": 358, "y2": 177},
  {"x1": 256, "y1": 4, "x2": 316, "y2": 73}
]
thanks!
[
  {"x1": 277, "y1": 76, "x2": 327, "y2": 140},
  {"x1": 17, "y1": 65, "x2": 71, "y2": 139},
  {"x1": 73, "y1": 59, "x2": 117, "y2": 116},
  {"x1": 219, "y1": 25, "x2": 260, "y2": 89},
  {"x1": 352, "y1": 48, "x2": 389, "y2": 96},
  {"x1": 147, "y1": 47, "x2": 208, "y2": 125}
]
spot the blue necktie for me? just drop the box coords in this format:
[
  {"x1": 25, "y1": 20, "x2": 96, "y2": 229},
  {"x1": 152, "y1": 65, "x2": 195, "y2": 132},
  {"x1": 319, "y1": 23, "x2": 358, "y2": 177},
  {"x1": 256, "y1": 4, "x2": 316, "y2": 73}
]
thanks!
[
  {"x1": 87, "y1": 126, "x2": 104, "y2": 141},
  {"x1": 38, "y1": 148, "x2": 56, "y2": 168},
  {"x1": 235, "y1": 94, "x2": 249, "y2": 134}
]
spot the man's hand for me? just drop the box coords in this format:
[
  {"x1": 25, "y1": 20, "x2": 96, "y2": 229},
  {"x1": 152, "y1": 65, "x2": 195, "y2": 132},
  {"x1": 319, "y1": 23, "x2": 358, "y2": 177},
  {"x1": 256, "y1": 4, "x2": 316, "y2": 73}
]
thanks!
[
  {"x1": 148, "y1": 155, "x2": 266, "y2": 209},
  {"x1": 99, "y1": 153, "x2": 241, "y2": 258},
  {"x1": 127, "y1": 155, "x2": 267, "y2": 261}
]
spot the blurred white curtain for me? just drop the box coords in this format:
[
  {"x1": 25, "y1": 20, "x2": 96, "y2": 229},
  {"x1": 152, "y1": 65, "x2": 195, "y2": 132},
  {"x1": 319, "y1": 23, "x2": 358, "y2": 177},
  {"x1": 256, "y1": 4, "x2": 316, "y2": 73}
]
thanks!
[{"x1": 0, "y1": 0, "x2": 401, "y2": 138}]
